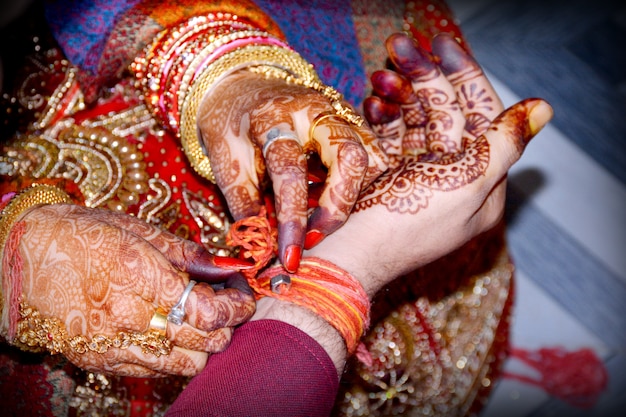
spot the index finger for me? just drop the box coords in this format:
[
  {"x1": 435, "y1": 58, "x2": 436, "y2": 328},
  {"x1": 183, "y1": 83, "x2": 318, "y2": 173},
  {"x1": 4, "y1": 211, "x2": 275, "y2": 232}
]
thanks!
[{"x1": 305, "y1": 114, "x2": 369, "y2": 249}]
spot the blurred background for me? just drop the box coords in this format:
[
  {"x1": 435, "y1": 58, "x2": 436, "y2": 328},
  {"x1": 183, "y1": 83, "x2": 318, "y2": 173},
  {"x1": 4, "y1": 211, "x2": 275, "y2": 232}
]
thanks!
[{"x1": 448, "y1": 0, "x2": 626, "y2": 415}]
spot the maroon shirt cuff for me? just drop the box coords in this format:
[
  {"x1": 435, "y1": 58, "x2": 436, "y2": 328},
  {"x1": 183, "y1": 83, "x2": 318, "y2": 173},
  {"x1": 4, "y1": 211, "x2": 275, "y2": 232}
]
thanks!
[{"x1": 166, "y1": 320, "x2": 340, "y2": 417}]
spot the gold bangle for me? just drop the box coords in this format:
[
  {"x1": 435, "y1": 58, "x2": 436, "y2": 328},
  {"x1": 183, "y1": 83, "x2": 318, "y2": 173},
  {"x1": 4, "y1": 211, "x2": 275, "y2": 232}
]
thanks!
[
  {"x1": 14, "y1": 302, "x2": 172, "y2": 357},
  {"x1": 0, "y1": 184, "x2": 72, "y2": 257},
  {"x1": 180, "y1": 44, "x2": 318, "y2": 183}
]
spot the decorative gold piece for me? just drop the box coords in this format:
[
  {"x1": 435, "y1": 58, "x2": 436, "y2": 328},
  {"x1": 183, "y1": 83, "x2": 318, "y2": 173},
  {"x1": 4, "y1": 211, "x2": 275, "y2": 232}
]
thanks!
[
  {"x1": 249, "y1": 65, "x2": 364, "y2": 127},
  {"x1": 13, "y1": 302, "x2": 172, "y2": 357},
  {"x1": 149, "y1": 307, "x2": 169, "y2": 336},
  {"x1": 309, "y1": 111, "x2": 343, "y2": 143}
]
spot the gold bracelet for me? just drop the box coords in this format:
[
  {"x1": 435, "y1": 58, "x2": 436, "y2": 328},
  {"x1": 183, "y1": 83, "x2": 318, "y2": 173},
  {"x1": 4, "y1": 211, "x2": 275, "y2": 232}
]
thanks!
[
  {"x1": 248, "y1": 65, "x2": 364, "y2": 127},
  {"x1": 180, "y1": 44, "x2": 318, "y2": 182},
  {"x1": 0, "y1": 184, "x2": 72, "y2": 258},
  {"x1": 14, "y1": 302, "x2": 172, "y2": 357}
]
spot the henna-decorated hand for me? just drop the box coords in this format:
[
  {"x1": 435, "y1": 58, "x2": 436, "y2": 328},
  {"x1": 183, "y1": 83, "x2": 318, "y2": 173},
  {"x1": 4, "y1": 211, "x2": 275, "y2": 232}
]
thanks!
[
  {"x1": 3, "y1": 204, "x2": 255, "y2": 377},
  {"x1": 196, "y1": 71, "x2": 389, "y2": 272},
  {"x1": 308, "y1": 33, "x2": 554, "y2": 296}
]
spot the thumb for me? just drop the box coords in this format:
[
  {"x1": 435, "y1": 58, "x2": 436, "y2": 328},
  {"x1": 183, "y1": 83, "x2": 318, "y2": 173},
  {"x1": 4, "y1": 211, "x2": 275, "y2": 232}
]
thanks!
[{"x1": 484, "y1": 98, "x2": 553, "y2": 177}]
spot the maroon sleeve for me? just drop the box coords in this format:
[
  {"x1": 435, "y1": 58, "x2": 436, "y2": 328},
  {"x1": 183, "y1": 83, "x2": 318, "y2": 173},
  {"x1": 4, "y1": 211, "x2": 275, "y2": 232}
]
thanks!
[{"x1": 165, "y1": 320, "x2": 340, "y2": 417}]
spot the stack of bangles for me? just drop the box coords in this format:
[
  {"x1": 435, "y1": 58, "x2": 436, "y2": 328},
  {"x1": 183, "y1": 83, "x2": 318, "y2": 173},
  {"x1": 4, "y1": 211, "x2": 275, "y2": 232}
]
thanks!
[
  {"x1": 0, "y1": 13, "x2": 371, "y2": 359},
  {"x1": 130, "y1": 12, "x2": 370, "y2": 353},
  {"x1": 131, "y1": 12, "x2": 363, "y2": 184}
]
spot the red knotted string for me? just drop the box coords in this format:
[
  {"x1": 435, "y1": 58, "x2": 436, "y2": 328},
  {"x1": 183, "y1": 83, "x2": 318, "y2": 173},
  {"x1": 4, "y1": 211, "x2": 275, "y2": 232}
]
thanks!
[
  {"x1": 503, "y1": 347, "x2": 609, "y2": 409},
  {"x1": 225, "y1": 207, "x2": 370, "y2": 354}
]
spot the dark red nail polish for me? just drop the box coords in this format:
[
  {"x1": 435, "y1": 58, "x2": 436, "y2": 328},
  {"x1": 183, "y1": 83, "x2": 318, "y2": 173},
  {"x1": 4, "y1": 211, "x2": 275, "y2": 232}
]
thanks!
[
  {"x1": 213, "y1": 256, "x2": 255, "y2": 269},
  {"x1": 283, "y1": 245, "x2": 302, "y2": 273},
  {"x1": 304, "y1": 230, "x2": 325, "y2": 250}
]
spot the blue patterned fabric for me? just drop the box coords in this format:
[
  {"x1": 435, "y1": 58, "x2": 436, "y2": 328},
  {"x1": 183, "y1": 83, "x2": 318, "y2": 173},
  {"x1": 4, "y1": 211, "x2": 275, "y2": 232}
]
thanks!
[
  {"x1": 44, "y1": 0, "x2": 142, "y2": 75},
  {"x1": 44, "y1": 0, "x2": 367, "y2": 106},
  {"x1": 252, "y1": 0, "x2": 367, "y2": 106}
]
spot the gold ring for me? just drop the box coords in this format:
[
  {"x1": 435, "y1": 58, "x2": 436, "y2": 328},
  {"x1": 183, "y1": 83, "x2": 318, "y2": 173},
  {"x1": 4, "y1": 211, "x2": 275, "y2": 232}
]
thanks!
[
  {"x1": 149, "y1": 308, "x2": 168, "y2": 336},
  {"x1": 308, "y1": 111, "x2": 339, "y2": 143}
]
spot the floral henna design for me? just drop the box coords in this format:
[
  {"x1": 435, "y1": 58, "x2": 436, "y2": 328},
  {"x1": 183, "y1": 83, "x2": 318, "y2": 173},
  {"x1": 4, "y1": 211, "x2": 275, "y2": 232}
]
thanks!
[
  {"x1": 330, "y1": 140, "x2": 368, "y2": 214},
  {"x1": 355, "y1": 160, "x2": 435, "y2": 214},
  {"x1": 355, "y1": 134, "x2": 489, "y2": 214},
  {"x1": 264, "y1": 139, "x2": 308, "y2": 223},
  {"x1": 11, "y1": 204, "x2": 247, "y2": 376}
]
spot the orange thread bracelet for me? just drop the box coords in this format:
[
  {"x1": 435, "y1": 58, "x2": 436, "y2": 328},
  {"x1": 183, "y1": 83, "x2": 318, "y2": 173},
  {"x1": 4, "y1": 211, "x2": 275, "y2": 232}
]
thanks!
[{"x1": 226, "y1": 210, "x2": 370, "y2": 354}]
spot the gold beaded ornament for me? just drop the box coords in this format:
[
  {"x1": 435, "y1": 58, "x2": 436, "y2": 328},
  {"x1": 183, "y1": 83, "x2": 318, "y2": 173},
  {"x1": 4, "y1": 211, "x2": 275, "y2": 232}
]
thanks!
[{"x1": 15, "y1": 302, "x2": 172, "y2": 357}]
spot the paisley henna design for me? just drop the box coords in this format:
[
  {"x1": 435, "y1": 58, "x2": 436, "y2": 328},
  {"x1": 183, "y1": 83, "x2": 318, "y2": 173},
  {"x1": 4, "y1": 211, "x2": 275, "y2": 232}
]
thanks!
[
  {"x1": 9, "y1": 204, "x2": 255, "y2": 376},
  {"x1": 355, "y1": 134, "x2": 489, "y2": 214}
]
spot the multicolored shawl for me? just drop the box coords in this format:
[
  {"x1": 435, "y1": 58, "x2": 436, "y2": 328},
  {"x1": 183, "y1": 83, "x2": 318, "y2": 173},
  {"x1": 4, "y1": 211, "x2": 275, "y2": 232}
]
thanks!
[{"x1": 44, "y1": 0, "x2": 367, "y2": 105}]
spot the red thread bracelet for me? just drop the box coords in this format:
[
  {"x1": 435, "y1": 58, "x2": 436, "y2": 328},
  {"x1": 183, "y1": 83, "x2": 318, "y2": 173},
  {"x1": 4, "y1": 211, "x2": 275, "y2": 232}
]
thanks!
[{"x1": 226, "y1": 210, "x2": 370, "y2": 354}]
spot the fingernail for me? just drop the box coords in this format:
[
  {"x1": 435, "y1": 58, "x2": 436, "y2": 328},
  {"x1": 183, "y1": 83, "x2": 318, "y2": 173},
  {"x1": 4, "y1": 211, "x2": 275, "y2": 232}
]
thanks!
[
  {"x1": 304, "y1": 230, "x2": 325, "y2": 249},
  {"x1": 528, "y1": 100, "x2": 553, "y2": 136},
  {"x1": 213, "y1": 256, "x2": 255, "y2": 269},
  {"x1": 283, "y1": 245, "x2": 301, "y2": 273}
]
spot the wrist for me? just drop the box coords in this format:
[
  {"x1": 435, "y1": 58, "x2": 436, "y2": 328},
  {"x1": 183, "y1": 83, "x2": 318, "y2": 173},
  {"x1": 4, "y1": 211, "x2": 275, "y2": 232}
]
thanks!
[{"x1": 304, "y1": 212, "x2": 391, "y2": 297}]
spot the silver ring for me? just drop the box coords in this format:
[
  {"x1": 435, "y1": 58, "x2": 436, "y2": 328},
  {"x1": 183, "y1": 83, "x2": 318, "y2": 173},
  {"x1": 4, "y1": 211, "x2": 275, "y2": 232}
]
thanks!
[
  {"x1": 262, "y1": 128, "x2": 299, "y2": 157},
  {"x1": 167, "y1": 280, "x2": 197, "y2": 325}
]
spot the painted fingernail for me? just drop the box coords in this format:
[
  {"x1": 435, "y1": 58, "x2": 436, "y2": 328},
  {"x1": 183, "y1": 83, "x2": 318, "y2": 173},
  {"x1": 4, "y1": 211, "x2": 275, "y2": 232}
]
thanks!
[
  {"x1": 528, "y1": 100, "x2": 553, "y2": 137},
  {"x1": 213, "y1": 256, "x2": 255, "y2": 269},
  {"x1": 363, "y1": 96, "x2": 402, "y2": 125},
  {"x1": 283, "y1": 245, "x2": 302, "y2": 273},
  {"x1": 304, "y1": 229, "x2": 325, "y2": 250}
]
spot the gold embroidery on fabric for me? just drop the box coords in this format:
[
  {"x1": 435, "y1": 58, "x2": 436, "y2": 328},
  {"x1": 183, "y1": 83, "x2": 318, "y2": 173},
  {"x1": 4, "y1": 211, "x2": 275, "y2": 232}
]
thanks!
[
  {"x1": 182, "y1": 188, "x2": 232, "y2": 256},
  {"x1": 337, "y1": 246, "x2": 512, "y2": 416}
]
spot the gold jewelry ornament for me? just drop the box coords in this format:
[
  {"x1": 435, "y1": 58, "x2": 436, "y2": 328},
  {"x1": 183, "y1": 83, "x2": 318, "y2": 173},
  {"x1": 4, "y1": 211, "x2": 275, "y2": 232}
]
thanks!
[
  {"x1": 248, "y1": 65, "x2": 364, "y2": 127},
  {"x1": 149, "y1": 307, "x2": 169, "y2": 336},
  {"x1": 308, "y1": 111, "x2": 343, "y2": 144},
  {"x1": 13, "y1": 302, "x2": 172, "y2": 357},
  {"x1": 180, "y1": 44, "x2": 317, "y2": 182}
]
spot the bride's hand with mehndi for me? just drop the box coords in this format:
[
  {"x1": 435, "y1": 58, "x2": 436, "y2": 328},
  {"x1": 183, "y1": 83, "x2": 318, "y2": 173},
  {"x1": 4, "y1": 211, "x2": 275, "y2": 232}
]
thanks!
[
  {"x1": 195, "y1": 71, "x2": 389, "y2": 273},
  {"x1": 310, "y1": 33, "x2": 554, "y2": 295},
  {"x1": 1, "y1": 204, "x2": 255, "y2": 377}
]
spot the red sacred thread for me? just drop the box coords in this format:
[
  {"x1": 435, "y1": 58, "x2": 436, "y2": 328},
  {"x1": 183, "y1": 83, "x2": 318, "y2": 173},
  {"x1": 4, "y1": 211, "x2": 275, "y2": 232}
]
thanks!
[
  {"x1": 2, "y1": 221, "x2": 26, "y2": 340},
  {"x1": 226, "y1": 209, "x2": 370, "y2": 354},
  {"x1": 503, "y1": 347, "x2": 609, "y2": 409}
]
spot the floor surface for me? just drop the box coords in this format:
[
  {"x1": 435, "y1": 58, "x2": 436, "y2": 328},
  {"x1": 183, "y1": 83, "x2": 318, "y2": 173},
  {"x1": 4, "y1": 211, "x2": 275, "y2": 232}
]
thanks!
[{"x1": 448, "y1": 1, "x2": 626, "y2": 415}]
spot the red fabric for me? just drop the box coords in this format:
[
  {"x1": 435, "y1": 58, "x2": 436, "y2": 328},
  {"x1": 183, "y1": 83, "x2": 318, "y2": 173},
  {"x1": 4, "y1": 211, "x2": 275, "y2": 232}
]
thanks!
[{"x1": 166, "y1": 320, "x2": 339, "y2": 417}]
